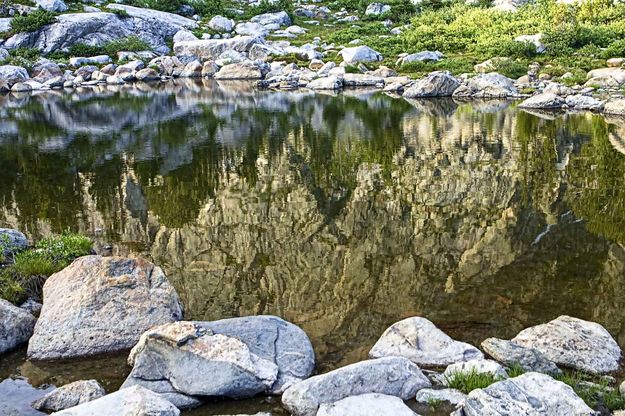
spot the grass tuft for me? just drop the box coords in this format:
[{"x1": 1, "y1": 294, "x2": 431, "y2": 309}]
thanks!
[{"x1": 444, "y1": 369, "x2": 502, "y2": 394}]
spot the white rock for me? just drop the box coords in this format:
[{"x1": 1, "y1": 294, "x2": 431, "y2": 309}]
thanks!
[
  {"x1": 69, "y1": 56, "x2": 111, "y2": 67},
  {"x1": 339, "y1": 46, "x2": 383, "y2": 64},
  {"x1": 365, "y1": 3, "x2": 391, "y2": 15},
  {"x1": 443, "y1": 359, "x2": 508, "y2": 384},
  {"x1": 208, "y1": 15, "x2": 234, "y2": 32},
  {"x1": 173, "y1": 29, "x2": 198, "y2": 43},
  {"x1": 35, "y1": 0, "x2": 68, "y2": 12},
  {"x1": 511, "y1": 315, "x2": 621, "y2": 374},
  {"x1": 317, "y1": 393, "x2": 417, "y2": 416},
  {"x1": 250, "y1": 11, "x2": 291, "y2": 27},
  {"x1": 369, "y1": 317, "x2": 482, "y2": 366},
  {"x1": 0, "y1": 65, "x2": 29, "y2": 88},
  {"x1": 0, "y1": 299, "x2": 36, "y2": 355},
  {"x1": 235, "y1": 22, "x2": 268, "y2": 37},
  {"x1": 415, "y1": 388, "x2": 466, "y2": 406},
  {"x1": 604, "y1": 99, "x2": 625, "y2": 115},
  {"x1": 480, "y1": 338, "x2": 561, "y2": 375},
  {"x1": 306, "y1": 76, "x2": 343, "y2": 90},
  {"x1": 33, "y1": 380, "x2": 106, "y2": 412},
  {"x1": 564, "y1": 94, "x2": 604, "y2": 110},
  {"x1": 460, "y1": 372, "x2": 594, "y2": 415},
  {"x1": 518, "y1": 92, "x2": 565, "y2": 109}
]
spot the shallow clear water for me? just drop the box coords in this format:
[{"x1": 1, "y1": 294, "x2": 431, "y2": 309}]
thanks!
[{"x1": 1, "y1": 79, "x2": 625, "y2": 414}]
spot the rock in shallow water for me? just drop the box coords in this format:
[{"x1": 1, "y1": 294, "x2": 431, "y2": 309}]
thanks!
[
  {"x1": 460, "y1": 372, "x2": 594, "y2": 416},
  {"x1": 282, "y1": 357, "x2": 431, "y2": 416},
  {"x1": 403, "y1": 71, "x2": 460, "y2": 98},
  {"x1": 369, "y1": 317, "x2": 483, "y2": 366},
  {"x1": 0, "y1": 298, "x2": 37, "y2": 355},
  {"x1": 32, "y1": 380, "x2": 106, "y2": 412},
  {"x1": 481, "y1": 337, "x2": 561, "y2": 376},
  {"x1": 27, "y1": 255, "x2": 183, "y2": 360},
  {"x1": 0, "y1": 377, "x2": 54, "y2": 416},
  {"x1": 317, "y1": 393, "x2": 417, "y2": 416},
  {"x1": 511, "y1": 315, "x2": 621, "y2": 374},
  {"x1": 518, "y1": 92, "x2": 565, "y2": 109},
  {"x1": 50, "y1": 385, "x2": 179, "y2": 416}
]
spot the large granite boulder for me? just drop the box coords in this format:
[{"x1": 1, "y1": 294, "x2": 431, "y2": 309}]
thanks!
[
  {"x1": 214, "y1": 61, "x2": 266, "y2": 80},
  {"x1": 511, "y1": 315, "x2": 621, "y2": 374},
  {"x1": 604, "y1": 99, "x2": 625, "y2": 115},
  {"x1": 50, "y1": 385, "x2": 179, "y2": 416},
  {"x1": 33, "y1": 380, "x2": 106, "y2": 412},
  {"x1": 173, "y1": 37, "x2": 262, "y2": 62},
  {"x1": 453, "y1": 73, "x2": 518, "y2": 98},
  {"x1": 122, "y1": 321, "x2": 281, "y2": 408},
  {"x1": 306, "y1": 76, "x2": 343, "y2": 90},
  {"x1": 282, "y1": 357, "x2": 431, "y2": 416},
  {"x1": 403, "y1": 71, "x2": 460, "y2": 98},
  {"x1": 317, "y1": 393, "x2": 418, "y2": 416},
  {"x1": 339, "y1": 46, "x2": 383, "y2": 64},
  {"x1": 518, "y1": 92, "x2": 565, "y2": 109},
  {"x1": 369, "y1": 317, "x2": 483, "y2": 366},
  {"x1": 3, "y1": 7, "x2": 196, "y2": 55},
  {"x1": 208, "y1": 15, "x2": 234, "y2": 32},
  {"x1": 0, "y1": 228, "x2": 28, "y2": 261},
  {"x1": 0, "y1": 65, "x2": 29, "y2": 88},
  {"x1": 27, "y1": 255, "x2": 183, "y2": 360},
  {"x1": 250, "y1": 11, "x2": 291, "y2": 27},
  {"x1": 481, "y1": 337, "x2": 561, "y2": 375},
  {"x1": 460, "y1": 372, "x2": 594, "y2": 415},
  {"x1": 0, "y1": 299, "x2": 36, "y2": 355}
]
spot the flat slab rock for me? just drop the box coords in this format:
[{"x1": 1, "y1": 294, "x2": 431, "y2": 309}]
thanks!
[
  {"x1": 460, "y1": 372, "x2": 594, "y2": 416},
  {"x1": 511, "y1": 315, "x2": 621, "y2": 374},
  {"x1": 317, "y1": 393, "x2": 418, "y2": 416},
  {"x1": 32, "y1": 379, "x2": 106, "y2": 412},
  {"x1": 27, "y1": 255, "x2": 183, "y2": 360},
  {"x1": 282, "y1": 357, "x2": 431, "y2": 416},
  {"x1": 369, "y1": 317, "x2": 483, "y2": 366},
  {"x1": 0, "y1": 298, "x2": 37, "y2": 355},
  {"x1": 481, "y1": 337, "x2": 561, "y2": 376},
  {"x1": 50, "y1": 385, "x2": 179, "y2": 416}
]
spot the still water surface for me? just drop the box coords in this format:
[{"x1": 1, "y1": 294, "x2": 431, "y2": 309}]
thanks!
[{"x1": 1, "y1": 80, "x2": 625, "y2": 414}]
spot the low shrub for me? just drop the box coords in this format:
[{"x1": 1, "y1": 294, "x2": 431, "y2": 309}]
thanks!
[
  {"x1": 129, "y1": 0, "x2": 181, "y2": 13},
  {"x1": 0, "y1": 47, "x2": 41, "y2": 70},
  {"x1": 557, "y1": 371, "x2": 625, "y2": 411},
  {"x1": 10, "y1": 9, "x2": 57, "y2": 33},
  {"x1": 67, "y1": 36, "x2": 150, "y2": 57}
]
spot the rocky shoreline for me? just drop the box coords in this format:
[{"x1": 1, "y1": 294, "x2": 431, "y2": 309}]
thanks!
[{"x1": 2, "y1": 226, "x2": 625, "y2": 415}]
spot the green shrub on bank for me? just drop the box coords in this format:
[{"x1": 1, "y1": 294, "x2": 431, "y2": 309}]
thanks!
[
  {"x1": 0, "y1": 47, "x2": 40, "y2": 70},
  {"x1": 67, "y1": 36, "x2": 149, "y2": 57},
  {"x1": 10, "y1": 9, "x2": 57, "y2": 33},
  {"x1": 0, "y1": 232, "x2": 92, "y2": 304}
]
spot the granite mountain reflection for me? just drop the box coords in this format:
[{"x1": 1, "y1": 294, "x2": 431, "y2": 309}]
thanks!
[{"x1": 1, "y1": 82, "x2": 625, "y2": 374}]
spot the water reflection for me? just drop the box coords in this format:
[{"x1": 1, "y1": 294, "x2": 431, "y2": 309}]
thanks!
[{"x1": 1, "y1": 82, "x2": 625, "y2": 391}]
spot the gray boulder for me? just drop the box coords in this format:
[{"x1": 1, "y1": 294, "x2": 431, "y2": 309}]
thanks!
[
  {"x1": 32, "y1": 380, "x2": 106, "y2": 412},
  {"x1": 0, "y1": 378, "x2": 55, "y2": 416},
  {"x1": 339, "y1": 46, "x2": 383, "y2": 64},
  {"x1": 122, "y1": 321, "x2": 279, "y2": 408},
  {"x1": 460, "y1": 372, "x2": 593, "y2": 415},
  {"x1": 208, "y1": 15, "x2": 234, "y2": 32},
  {"x1": 604, "y1": 99, "x2": 625, "y2": 115},
  {"x1": 565, "y1": 94, "x2": 604, "y2": 111},
  {"x1": 172, "y1": 29, "x2": 198, "y2": 43},
  {"x1": 250, "y1": 11, "x2": 291, "y2": 27},
  {"x1": 27, "y1": 255, "x2": 183, "y2": 360},
  {"x1": 454, "y1": 73, "x2": 518, "y2": 98},
  {"x1": 397, "y1": 51, "x2": 443, "y2": 66},
  {"x1": 0, "y1": 299, "x2": 36, "y2": 355},
  {"x1": 0, "y1": 228, "x2": 28, "y2": 260},
  {"x1": 0, "y1": 65, "x2": 29, "y2": 88},
  {"x1": 415, "y1": 388, "x2": 466, "y2": 406},
  {"x1": 342, "y1": 73, "x2": 384, "y2": 87},
  {"x1": 481, "y1": 337, "x2": 561, "y2": 375},
  {"x1": 317, "y1": 393, "x2": 417, "y2": 416},
  {"x1": 403, "y1": 71, "x2": 460, "y2": 98},
  {"x1": 518, "y1": 92, "x2": 565, "y2": 109},
  {"x1": 0, "y1": 18, "x2": 12, "y2": 33},
  {"x1": 235, "y1": 22, "x2": 268, "y2": 37},
  {"x1": 306, "y1": 76, "x2": 343, "y2": 90},
  {"x1": 173, "y1": 37, "x2": 261, "y2": 61},
  {"x1": 369, "y1": 317, "x2": 483, "y2": 366},
  {"x1": 214, "y1": 61, "x2": 266, "y2": 80},
  {"x1": 50, "y1": 385, "x2": 179, "y2": 416},
  {"x1": 282, "y1": 357, "x2": 431, "y2": 416},
  {"x1": 365, "y1": 3, "x2": 391, "y2": 15},
  {"x1": 34, "y1": 0, "x2": 68, "y2": 12},
  {"x1": 179, "y1": 60, "x2": 202, "y2": 77},
  {"x1": 135, "y1": 67, "x2": 160, "y2": 81},
  {"x1": 511, "y1": 315, "x2": 621, "y2": 374}
]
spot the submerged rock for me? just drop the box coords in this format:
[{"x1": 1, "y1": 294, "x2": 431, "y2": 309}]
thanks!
[
  {"x1": 282, "y1": 357, "x2": 430, "y2": 416},
  {"x1": 460, "y1": 372, "x2": 594, "y2": 415},
  {"x1": 50, "y1": 385, "x2": 179, "y2": 416},
  {"x1": 518, "y1": 92, "x2": 565, "y2": 109},
  {"x1": 511, "y1": 315, "x2": 621, "y2": 374},
  {"x1": 306, "y1": 76, "x2": 343, "y2": 90},
  {"x1": 369, "y1": 317, "x2": 483, "y2": 366},
  {"x1": 0, "y1": 299, "x2": 37, "y2": 355},
  {"x1": 317, "y1": 393, "x2": 417, "y2": 416},
  {"x1": 481, "y1": 337, "x2": 561, "y2": 375},
  {"x1": 27, "y1": 255, "x2": 183, "y2": 360},
  {"x1": 32, "y1": 380, "x2": 106, "y2": 412},
  {"x1": 0, "y1": 377, "x2": 54, "y2": 416},
  {"x1": 403, "y1": 72, "x2": 460, "y2": 98},
  {"x1": 123, "y1": 317, "x2": 314, "y2": 405}
]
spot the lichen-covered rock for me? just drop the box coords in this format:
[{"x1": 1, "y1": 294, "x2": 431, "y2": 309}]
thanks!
[
  {"x1": 369, "y1": 317, "x2": 483, "y2": 366},
  {"x1": 481, "y1": 338, "x2": 561, "y2": 375},
  {"x1": 32, "y1": 380, "x2": 106, "y2": 412},
  {"x1": 415, "y1": 388, "x2": 466, "y2": 406},
  {"x1": 282, "y1": 357, "x2": 431, "y2": 416},
  {"x1": 50, "y1": 385, "x2": 179, "y2": 416},
  {"x1": 317, "y1": 393, "x2": 417, "y2": 416},
  {"x1": 403, "y1": 72, "x2": 460, "y2": 98},
  {"x1": 460, "y1": 372, "x2": 594, "y2": 415},
  {"x1": 27, "y1": 255, "x2": 183, "y2": 360},
  {"x1": 122, "y1": 321, "x2": 280, "y2": 407},
  {"x1": 511, "y1": 316, "x2": 621, "y2": 374},
  {"x1": 0, "y1": 299, "x2": 36, "y2": 355}
]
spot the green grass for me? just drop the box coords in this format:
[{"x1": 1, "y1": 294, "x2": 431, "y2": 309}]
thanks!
[
  {"x1": 505, "y1": 363, "x2": 527, "y2": 378},
  {"x1": 0, "y1": 232, "x2": 92, "y2": 304},
  {"x1": 556, "y1": 371, "x2": 625, "y2": 411},
  {"x1": 444, "y1": 369, "x2": 503, "y2": 394},
  {"x1": 9, "y1": 9, "x2": 57, "y2": 33},
  {"x1": 67, "y1": 36, "x2": 150, "y2": 58}
]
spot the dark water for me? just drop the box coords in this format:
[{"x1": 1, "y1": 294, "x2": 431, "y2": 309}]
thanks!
[{"x1": 1, "y1": 79, "x2": 625, "y2": 414}]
